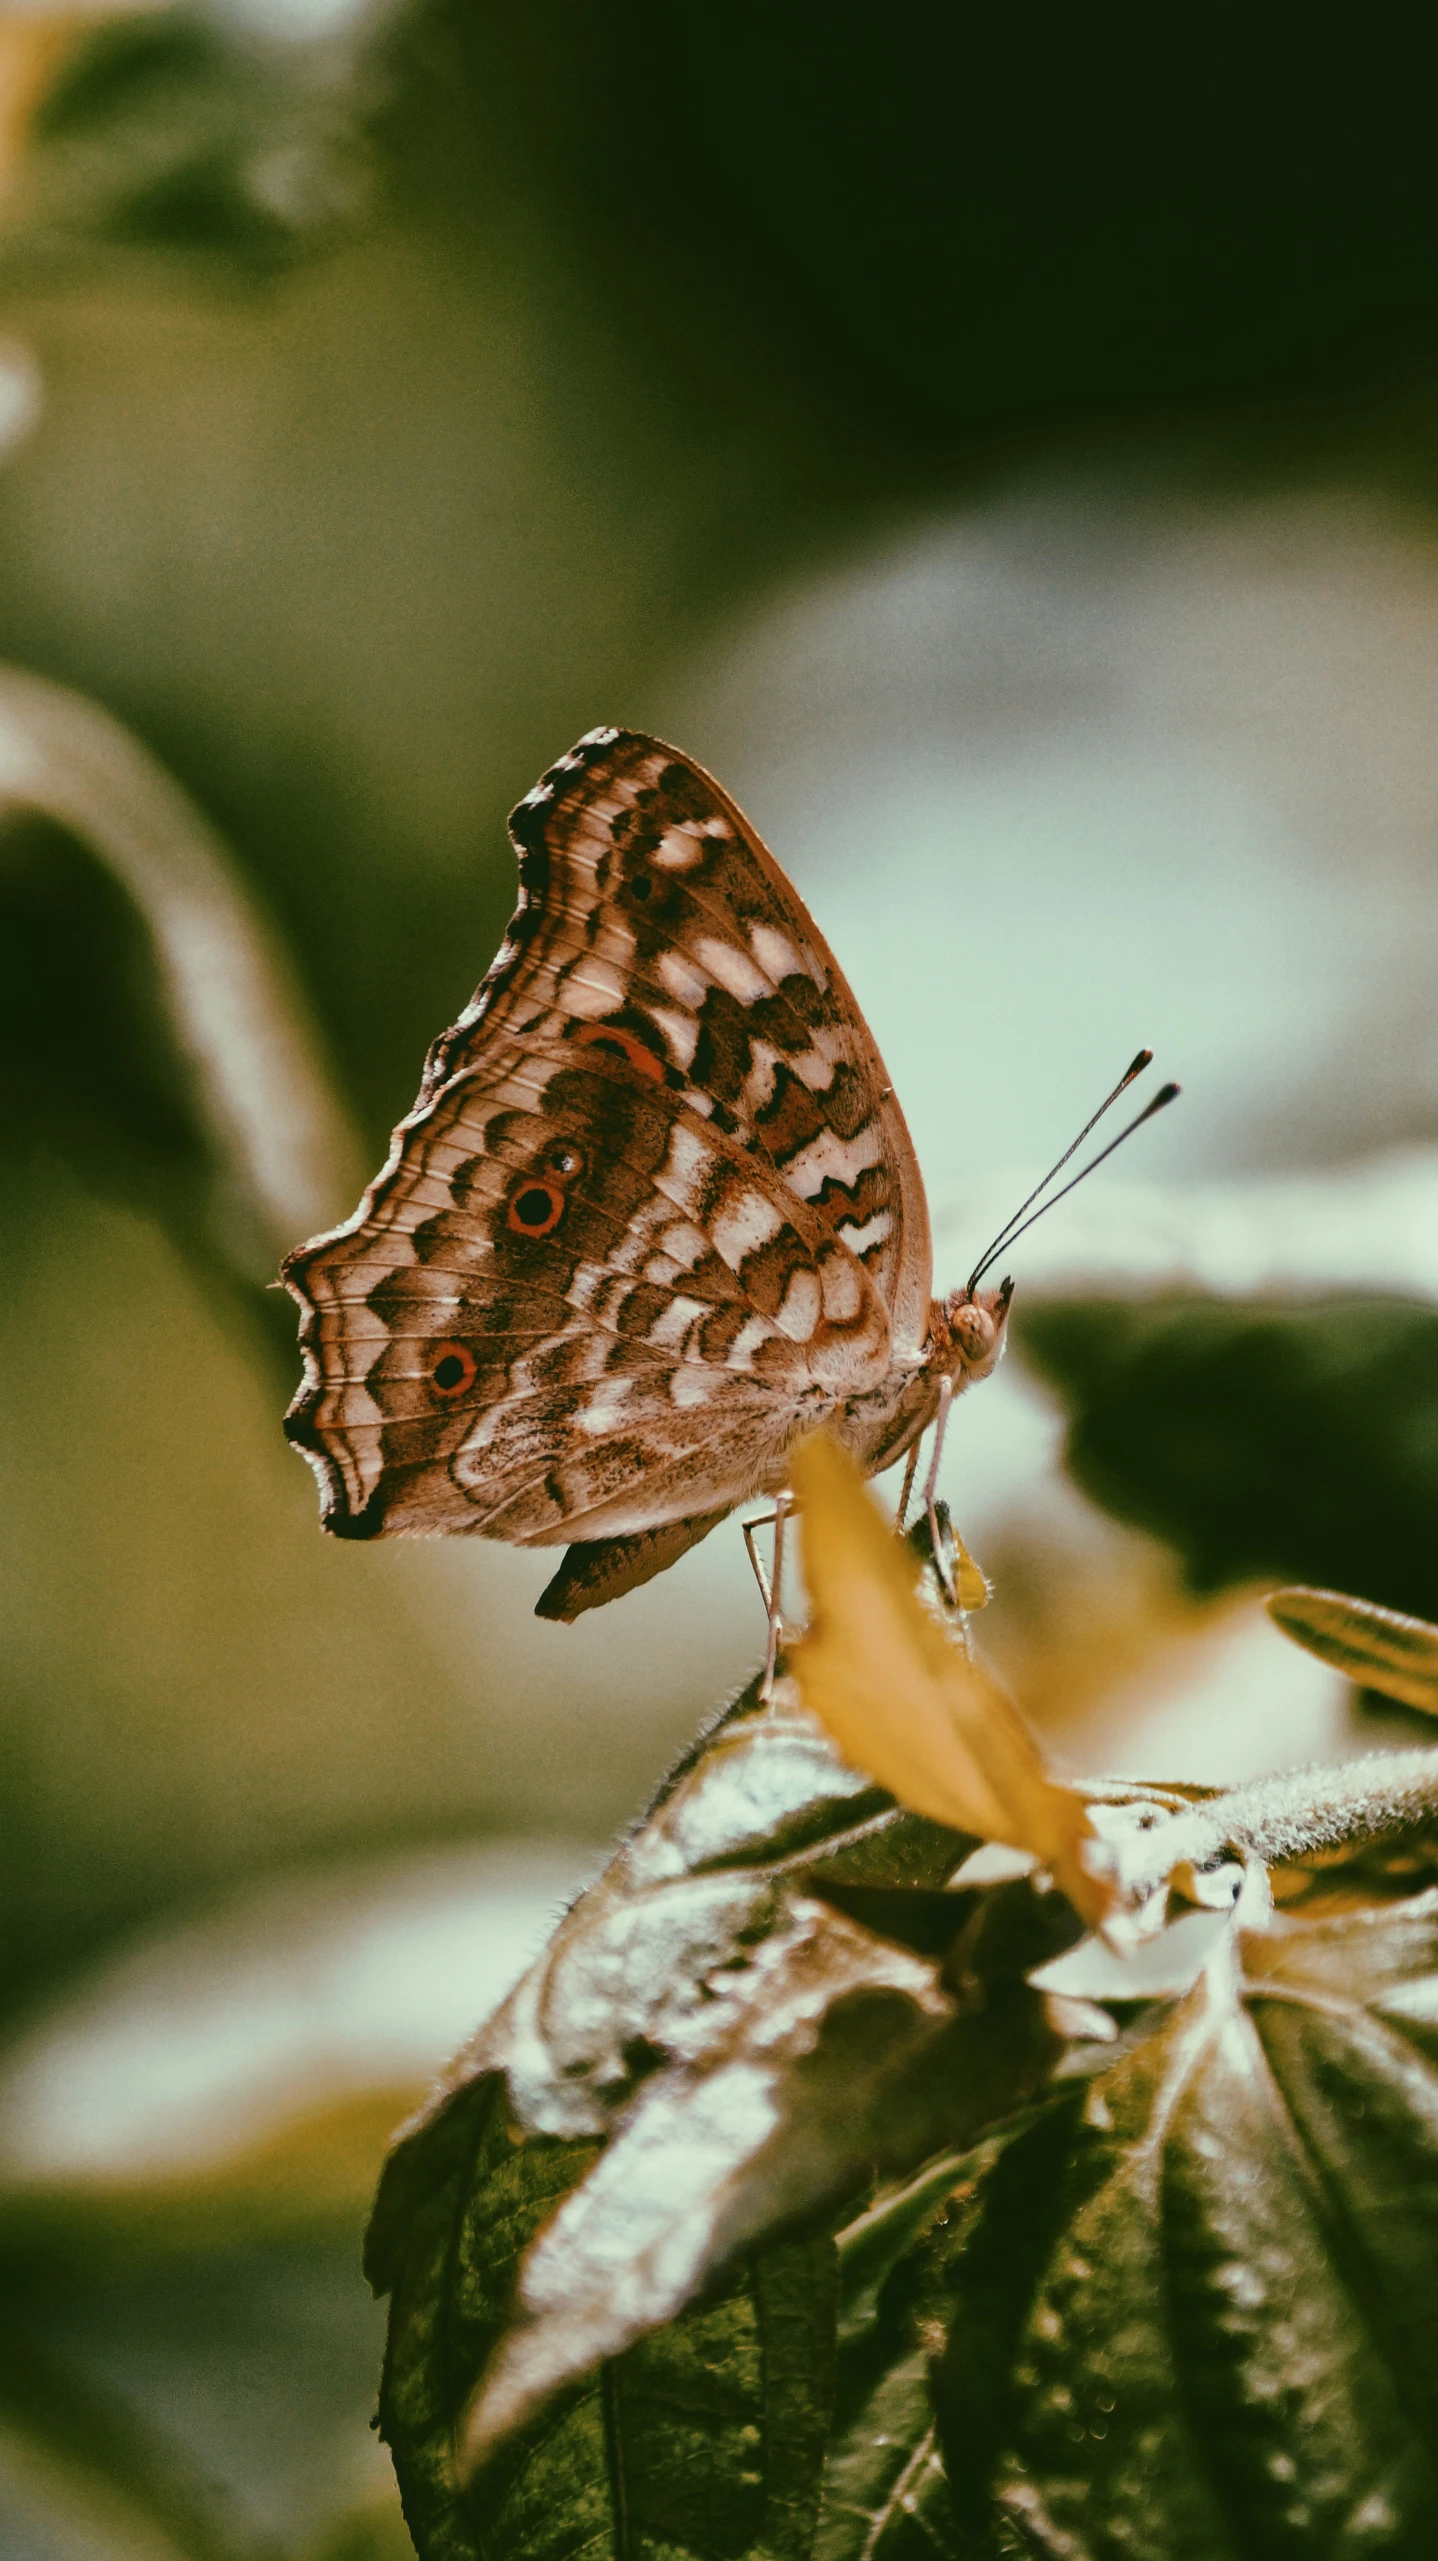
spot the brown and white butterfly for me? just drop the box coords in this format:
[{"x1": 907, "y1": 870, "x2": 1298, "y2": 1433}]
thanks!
[{"x1": 282, "y1": 728, "x2": 1171, "y2": 1631}]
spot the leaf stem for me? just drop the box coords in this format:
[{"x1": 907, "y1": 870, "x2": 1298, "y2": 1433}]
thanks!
[{"x1": 1115, "y1": 1748, "x2": 1438, "y2": 1902}]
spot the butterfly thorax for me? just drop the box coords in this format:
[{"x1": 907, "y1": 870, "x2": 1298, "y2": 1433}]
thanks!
[{"x1": 838, "y1": 1281, "x2": 1012, "y2": 1480}]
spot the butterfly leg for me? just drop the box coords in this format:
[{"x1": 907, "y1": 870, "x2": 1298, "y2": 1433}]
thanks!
[
  {"x1": 745, "y1": 1497, "x2": 792, "y2": 1702},
  {"x1": 762, "y1": 1493, "x2": 792, "y2": 1701},
  {"x1": 742, "y1": 1509, "x2": 776, "y2": 1614},
  {"x1": 896, "y1": 1440, "x2": 921, "y2": 1533},
  {"x1": 922, "y1": 1375, "x2": 957, "y2": 1603}
]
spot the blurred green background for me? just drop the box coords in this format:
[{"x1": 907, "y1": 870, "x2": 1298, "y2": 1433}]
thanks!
[{"x1": 5, "y1": 3, "x2": 1438, "y2": 2551}]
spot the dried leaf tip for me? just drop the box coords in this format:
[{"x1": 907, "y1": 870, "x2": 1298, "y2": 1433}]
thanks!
[{"x1": 785, "y1": 1432, "x2": 1114, "y2": 1929}]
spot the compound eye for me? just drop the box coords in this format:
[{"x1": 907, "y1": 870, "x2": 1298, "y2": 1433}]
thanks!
[
  {"x1": 951, "y1": 1303, "x2": 997, "y2": 1366},
  {"x1": 543, "y1": 1142, "x2": 584, "y2": 1180},
  {"x1": 431, "y1": 1340, "x2": 477, "y2": 1398},
  {"x1": 507, "y1": 1179, "x2": 566, "y2": 1237}
]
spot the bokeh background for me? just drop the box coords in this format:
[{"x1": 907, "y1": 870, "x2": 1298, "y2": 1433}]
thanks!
[{"x1": 5, "y1": 3, "x2": 1438, "y2": 2551}]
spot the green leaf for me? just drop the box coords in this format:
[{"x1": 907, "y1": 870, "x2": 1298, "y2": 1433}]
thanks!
[
  {"x1": 375, "y1": 2075, "x2": 573, "y2": 2561},
  {"x1": 366, "y1": 1662, "x2": 1438, "y2": 2556},
  {"x1": 376, "y1": 2067, "x2": 838, "y2": 2561},
  {"x1": 923, "y1": 1892, "x2": 1438, "y2": 2556},
  {"x1": 820, "y1": 2358, "x2": 954, "y2": 2561},
  {"x1": 818, "y1": 2134, "x2": 1036, "y2": 2561},
  {"x1": 367, "y1": 1686, "x2": 1077, "y2": 2554}
]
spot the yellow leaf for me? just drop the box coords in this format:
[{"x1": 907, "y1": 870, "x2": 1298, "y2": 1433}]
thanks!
[
  {"x1": 1268, "y1": 1585, "x2": 1438, "y2": 1717},
  {"x1": 786, "y1": 1433, "x2": 1112, "y2": 1927},
  {"x1": 952, "y1": 1527, "x2": 990, "y2": 1612}
]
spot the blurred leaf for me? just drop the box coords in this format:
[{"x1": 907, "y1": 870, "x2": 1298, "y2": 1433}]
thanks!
[
  {"x1": 1018, "y1": 1294, "x2": 1438, "y2": 1620},
  {"x1": 787, "y1": 1435, "x2": 1110, "y2": 1930},
  {"x1": 1270, "y1": 1584, "x2": 1438, "y2": 1716},
  {"x1": 0, "y1": 2087, "x2": 423, "y2": 2276},
  {"x1": 0, "y1": 1839, "x2": 595, "y2": 2263},
  {"x1": 0, "y1": 664, "x2": 362, "y2": 1296},
  {"x1": 0, "y1": 14, "x2": 89, "y2": 197},
  {"x1": 3, "y1": 5, "x2": 376, "y2": 271},
  {"x1": 1, "y1": 2226, "x2": 396, "y2": 2559},
  {"x1": 366, "y1": 1679, "x2": 1083, "y2": 2538},
  {"x1": 304, "y1": 2491, "x2": 417, "y2": 2561},
  {"x1": 467, "y1": 5, "x2": 1438, "y2": 455},
  {"x1": 0, "y1": 2322, "x2": 252, "y2": 2560}
]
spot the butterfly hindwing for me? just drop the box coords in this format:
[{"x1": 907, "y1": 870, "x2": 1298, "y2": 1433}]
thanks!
[{"x1": 283, "y1": 1036, "x2": 892, "y2": 1541}]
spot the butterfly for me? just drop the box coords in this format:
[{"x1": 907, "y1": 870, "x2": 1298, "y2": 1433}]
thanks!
[{"x1": 282, "y1": 728, "x2": 1174, "y2": 1635}]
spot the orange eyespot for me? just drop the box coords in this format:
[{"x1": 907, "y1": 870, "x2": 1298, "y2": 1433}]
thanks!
[
  {"x1": 507, "y1": 1179, "x2": 566, "y2": 1237},
  {"x1": 573, "y1": 1022, "x2": 665, "y2": 1081},
  {"x1": 542, "y1": 1141, "x2": 585, "y2": 1180},
  {"x1": 430, "y1": 1340, "x2": 478, "y2": 1398}
]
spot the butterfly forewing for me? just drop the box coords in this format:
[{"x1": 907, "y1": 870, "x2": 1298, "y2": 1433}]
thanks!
[
  {"x1": 283, "y1": 729, "x2": 936, "y2": 1563},
  {"x1": 420, "y1": 730, "x2": 932, "y2": 1350}
]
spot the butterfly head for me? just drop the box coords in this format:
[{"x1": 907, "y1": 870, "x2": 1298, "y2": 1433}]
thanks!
[{"x1": 939, "y1": 1275, "x2": 1014, "y2": 1384}]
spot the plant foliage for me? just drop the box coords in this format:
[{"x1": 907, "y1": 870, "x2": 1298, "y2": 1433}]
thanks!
[{"x1": 366, "y1": 1465, "x2": 1438, "y2": 2561}]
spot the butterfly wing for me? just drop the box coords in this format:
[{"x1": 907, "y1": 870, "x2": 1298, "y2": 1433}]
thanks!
[
  {"x1": 283, "y1": 1037, "x2": 892, "y2": 1540},
  {"x1": 282, "y1": 730, "x2": 930, "y2": 1558},
  {"x1": 421, "y1": 728, "x2": 933, "y2": 1354}
]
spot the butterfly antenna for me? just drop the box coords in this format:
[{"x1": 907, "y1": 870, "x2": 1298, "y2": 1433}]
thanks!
[
  {"x1": 964, "y1": 1047, "x2": 1154, "y2": 1295},
  {"x1": 968, "y1": 1080, "x2": 1180, "y2": 1290}
]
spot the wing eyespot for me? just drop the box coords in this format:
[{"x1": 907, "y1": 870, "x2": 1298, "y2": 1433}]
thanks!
[
  {"x1": 542, "y1": 1141, "x2": 585, "y2": 1180},
  {"x1": 507, "y1": 1180, "x2": 566, "y2": 1236},
  {"x1": 573, "y1": 1022, "x2": 666, "y2": 1082},
  {"x1": 430, "y1": 1340, "x2": 478, "y2": 1398}
]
